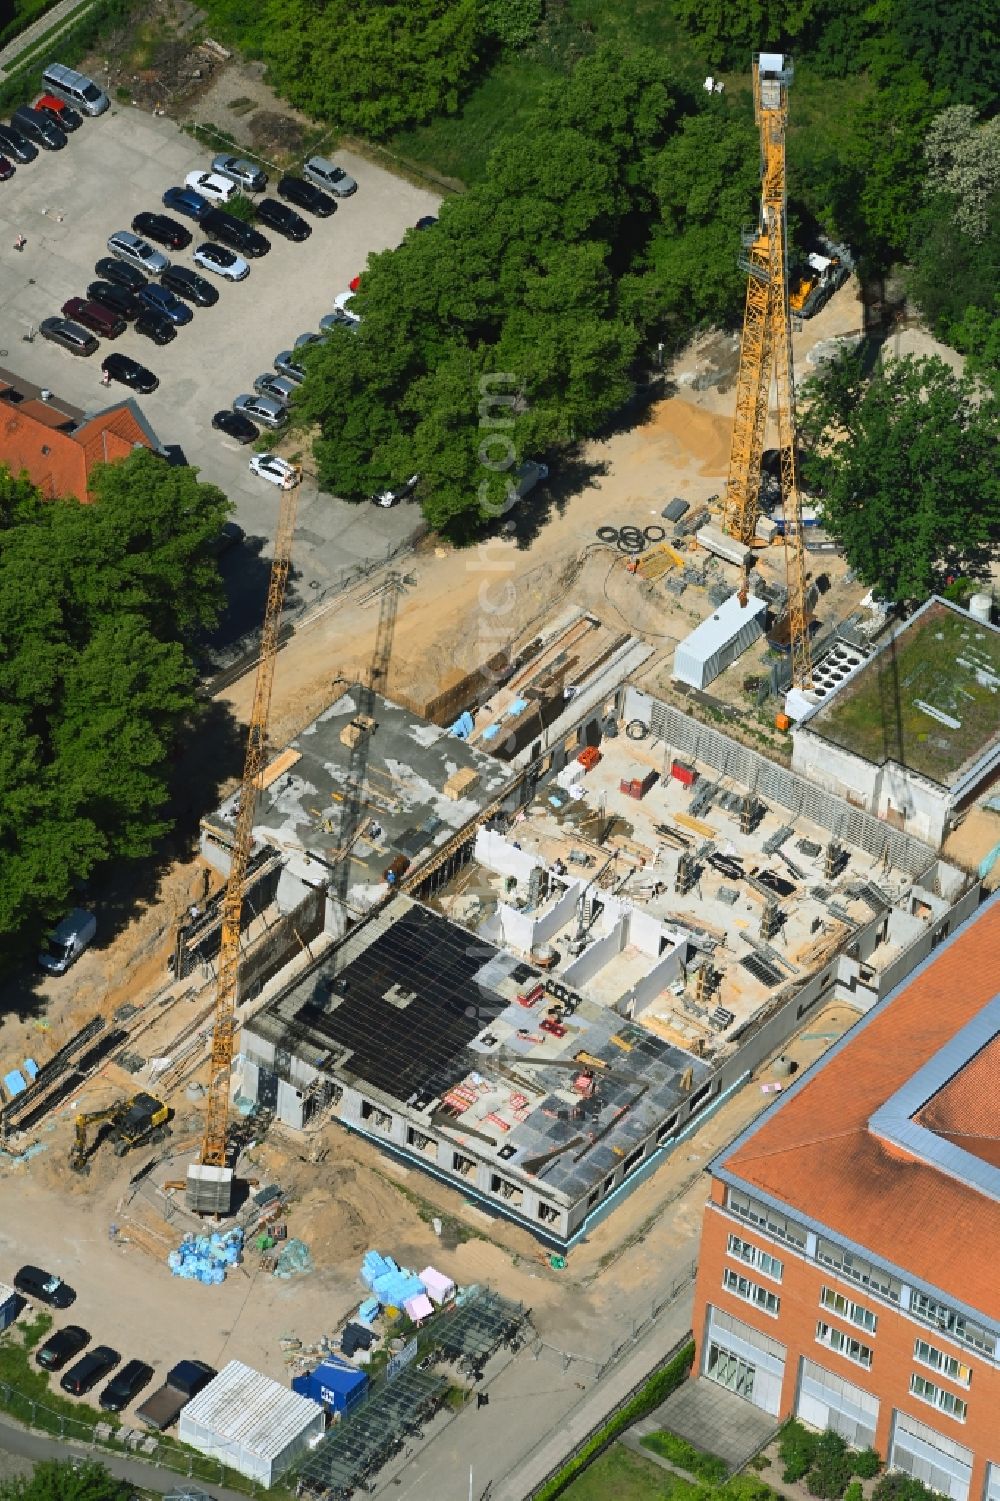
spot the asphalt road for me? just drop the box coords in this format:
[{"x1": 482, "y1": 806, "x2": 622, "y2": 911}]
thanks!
[{"x1": 0, "y1": 103, "x2": 435, "y2": 598}]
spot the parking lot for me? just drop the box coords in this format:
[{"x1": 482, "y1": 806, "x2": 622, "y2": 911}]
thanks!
[{"x1": 0, "y1": 104, "x2": 439, "y2": 597}]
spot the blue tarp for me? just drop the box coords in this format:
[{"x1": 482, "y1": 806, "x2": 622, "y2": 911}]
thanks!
[
  {"x1": 293, "y1": 1360, "x2": 367, "y2": 1414},
  {"x1": 22, "y1": 1060, "x2": 38, "y2": 1080},
  {"x1": 3, "y1": 1071, "x2": 26, "y2": 1098},
  {"x1": 361, "y1": 1249, "x2": 425, "y2": 1310},
  {"x1": 449, "y1": 711, "x2": 475, "y2": 739}
]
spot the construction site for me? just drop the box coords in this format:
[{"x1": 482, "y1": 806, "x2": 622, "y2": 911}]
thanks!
[{"x1": 0, "y1": 47, "x2": 997, "y2": 1501}]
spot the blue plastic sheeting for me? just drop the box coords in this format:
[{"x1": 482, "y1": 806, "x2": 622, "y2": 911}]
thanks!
[
  {"x1": 22, "y1": 1059, "x2": 38, "y2": 1080},
  {"x1": 168, "y1": 1228, "x2": 243, "y2": 1285},
  {"x1": 979, "y1": 841, "x2": 1000, "y2": 879},
  {"x1": 482, "y1": 724, "x2": 500, "y2": 741},
  {"x1": 361, "y1": 1249, "x2": 425, "y2": 1310},
  {"x1": 358, "y1": 1297, "x2": 380, "y2": 1324},
  {"x1": 293, "y1": 1360, "x2": 367, "y2": 1414},
  {"x1": 508, "y1": 698, "x2": 528, "y2": 716},
  {"x1": 3, "y1": 1071, "x2": 26, "y2": 1098},
  {"x1": 449, "y1": 711, "x2": 475, "y2": 739}
]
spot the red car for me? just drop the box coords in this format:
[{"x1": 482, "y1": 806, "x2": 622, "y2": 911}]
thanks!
[
  {"x1": 349, "y1": 274, "x2": 361, "y2": 292},
  {"x1": 35, "y1": 94, "x2": 82, "y2": 130},
  {"x1": 0, "y1": 156, "x2": 13, "y2": 181}
]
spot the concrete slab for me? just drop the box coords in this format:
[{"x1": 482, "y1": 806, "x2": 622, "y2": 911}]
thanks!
[{"x1": 645, "y1": 1375, "x2": 776, "y2": 1468}]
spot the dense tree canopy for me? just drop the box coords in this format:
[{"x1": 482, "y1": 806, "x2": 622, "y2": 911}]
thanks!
[
  {"x1": 0, "y1": 450, "x2": 229, "y2": 957},
  {"x1": 0, "y1": 1461, "x2": 130, "y2": 1501},
  {"x1": 292, "y1": 47, "x2": 760, "y2": 537},
  {"x1": 799, "y1": 353, "x2": 1000, "y2": 601}
]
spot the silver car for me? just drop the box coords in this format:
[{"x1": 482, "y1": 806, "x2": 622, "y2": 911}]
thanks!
[
  {"x1": 319, "y1": 311, "x2": 358, "y2": 335},
  {"x1": 211, "y1": 153, "x2": 267, "y2": 192},
  {"x1": 253, "y1": 372, "x2": 296, "y2": 406},
  {"x1": 233, "y1": 393, "x2": 285, "y2": 430},
  {"x1": 302, "y1": 155, "x2": 357, "y2": 197},
  {"x1": 274, "y1": 351, "x2": 307, "y2": 384},
  {"x1": 107, "y1": 230, "x2": 169, "y2": 276}
]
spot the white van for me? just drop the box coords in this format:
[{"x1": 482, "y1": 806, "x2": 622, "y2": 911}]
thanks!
[
  {"x1": 38, "y1": 908, "x2": 96, "y2": 975},
  {"x1": 40, "y1": 62, "x2": 109, "y2": 116}
]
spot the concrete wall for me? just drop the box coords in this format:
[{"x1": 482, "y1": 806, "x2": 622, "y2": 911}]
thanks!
[
  {"x1": 562, "y1": 917, "x2": 627, "y2": 988},
  {"x1": 474, "y1": 827, "x2": 543, "y2": 885},
  {"x1": 619, "y1": 943, "x2": 687, "y2": 1019},
  {"x1": 792, "y1": 728, "x2": 952, "y2": 847}
]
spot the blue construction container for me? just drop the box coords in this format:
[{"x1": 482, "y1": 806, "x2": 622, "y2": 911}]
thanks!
[
  {"x1": 292, "y1": 1361, "x2": 367, "y2": 1415},
  {"x1": 0, "y1": 1283, "x2": 25, "y2": 1333}
]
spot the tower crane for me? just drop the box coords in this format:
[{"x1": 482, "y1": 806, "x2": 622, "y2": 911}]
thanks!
[
  {"x1": 185, "y1": 477, "x2": 301, "y2": 1216},
  {"x1": 723, "y1": 52, "x2": 813, "y2": 692}
]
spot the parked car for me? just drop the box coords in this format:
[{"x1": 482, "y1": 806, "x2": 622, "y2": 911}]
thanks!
[
  {"x1": 333, "y1": 291, "x2": 360, "y2": 322},
  {"x1": 233, "y1": 393, "x2": 285, "y2": 430},
  {"x1": 61, "y1": 1345, "x2": 120, "y2": 1396},
  {"x1": 253, "y1": 372, "x2": 296, "y2": 406},
  {"x1": 36, "y1": 1326, "x2": 89, "y2": 1371},
  {"x1": 102, "y1": 353, "x2": 158, "y2": 393},
  {"x1": 302, "y1": 155, "x2": 356, "y2": 196},
  {"x1": 293, "y1": 332, "x2": 321, "y2": 350},
  {"x1": 99, "y1": 1358, "x2": 155, "y2": 1413},
  {"x1": 276, "y1": 175, "x2": 336, "y2": 218},
  {"x1": 40, "y1": 62, "x2": 109, "y2": 115},
  {"x1": 39, "y1": 317, "x2": 98, "y2": 356},
  {"x1": 207, "y1": 520, "x2": 246, "y2": 556},
  {"x1": 161, "y1": 265, "x2": 218, "y2": 307},
  {"x1": 274, "y1": 350, "x2": 306, "y2": 384},
  {"x1": 86, "y1": 281, "x2": 143, "y2": 321},
  {"x1": 136, "y1": 284, "x2": 193, "y2": 325},
  {"x1": 211, "y1": 154, "x2": 266, "y2": 192},
  {"x1": 61, "y1": 296, "x2": 125, "y2": 339},
  {"x1": 0, "y1": 156, "x2": 13, "y2": 180},
  {"x1": 131, "y1": 211, "x2": 191, "y2": 250},
  {"x1": 254, "y1": 198, "x2": 310, "y2": 241},
  {"x1": 14, "y1": 1266, "x2": 76, "y2": 1307},
  {"x1": 212, "y1": 409, "x2": 258, "y2": 443},
  {"x1": 371, "y1": 472, "x2": 419, "y2": 508},
  {"x1": 184, "y1": 170, "x2": 237, "y2": 205},
  {"x1": 107, "y1": 230, "x2": 169, "y2": 276},
  {"x1": 0, "y1": 125, "x2": 36, "y2": 163},
  {"x1": 37, "y1": 908, "x2": 96, "y2": 973},
  {"x1": 161, "y1": 185, "x2": 211, "y2": 220},
  {"x1": 192, "y1": 242, "x2": 249, "y2": 282},
  {"x1": 199, "y1": 207, "x2": 269, "y2": 258},
  {"x1": 11, "y1": 105, "x2": 65, "y2": 150},
  {"x1": 134, "y1": 310, "x2": 175, "y2": 345},
  {"x1": 249, "y1": 454, "x2": 301, "y2": 489},
  {"x1": 415, "y1": 215, "x2": 437, "y2": 231},
  {"x1": 319, "y1": 310, "x2": 357, "y2": 335},
  {"x1": 94, "y1": 256, "x2": 147, "y2": 292},
  {"x1": 34, "y1": 93, "x2": 82, "y2": 130}
]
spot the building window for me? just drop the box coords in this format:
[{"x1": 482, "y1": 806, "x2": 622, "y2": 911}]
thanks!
[
  {"x1": 727, "y1": 1233, "x2": 783, "y2": 1283},
  {"x1": 914, "y1": 1339, "x2": 972, "y2": 1388},
  {"x1": 816, "y1": 1320, "x2": 873, "y2": 1369},
  {"x1": 820, "y1": 1286, "x2": 877, "y2": 1334},
  {"x1": 910, "y1": 1291, "x2": 995, "y2": 1357},
  {"x1": 816, "y1": 1237, "x2": 901, "y2": 1303},
  {"x1": 727, "y1": 1188, "x2": 807, "y2": 1250},
  {"x1": 722, "y1": 1267, "x2": 780, "y2": 1317},
  {"x1": 910, "y1": 1373, "x2": 968, "y2": 1423},
  {"x1": 537, "y1": 1202, "x2": 559, "y2": 1224}
]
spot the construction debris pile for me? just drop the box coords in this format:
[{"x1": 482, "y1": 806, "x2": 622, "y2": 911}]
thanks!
[{"x1": 168, "y1": 1227, "x2": 244, "y2": 1284}]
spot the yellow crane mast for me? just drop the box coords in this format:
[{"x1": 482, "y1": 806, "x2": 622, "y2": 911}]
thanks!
[
  {"x1": 186, "y1": 479, "x2": 301, "y2": 1216},
  {"x1": 723, "y1": 51, "x2": 813, "y2": 692}
]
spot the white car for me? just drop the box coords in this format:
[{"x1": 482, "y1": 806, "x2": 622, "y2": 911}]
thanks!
[
  {"x1": 249, "y1": 454, "x2": 301, "y2": 489},
  {"x1": 333, "y1": 291, "x2": 360, "y2": 323},
  {"x1": 185, "y1": 170, "x2": 238, "y2": 205},
  {"x1": 193, "y1": 242, "x2": 250, "y2": 281}
]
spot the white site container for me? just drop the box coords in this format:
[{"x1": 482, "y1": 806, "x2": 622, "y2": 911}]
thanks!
[
  {"x1": 178, "y1": 1360, "x2": 324, "y2": 1488},
  {"x1": 673, "y1": 593, "x2": 768, "y2": 690}
]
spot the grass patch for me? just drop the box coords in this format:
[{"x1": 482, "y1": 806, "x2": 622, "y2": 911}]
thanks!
[
  {"x1": 641, "y1": 1431, "x2": 729, "y2": 1483},
  {"x1": 562, "y1": 1443, "x2": 692, "y2": 1500},
  {"x1": 534, "y1": 1340, "x2": 695, "y2": 1501},
  {"x1": 0, "y1": 0, "x2": 64, "y2": 50},
  {"x1": 809, "y1": 600, "x2": 1000, "y2": 783}
]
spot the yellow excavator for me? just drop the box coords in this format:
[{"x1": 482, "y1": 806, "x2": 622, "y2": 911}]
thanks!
[{"x1": 69, "y1": 1092, "x2": 172, "y2": 1173}]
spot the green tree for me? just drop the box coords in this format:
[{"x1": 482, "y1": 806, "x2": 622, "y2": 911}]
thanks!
[
  {"x1": 799, "y1": 352, "x2": 1000, "y2": 600},
  {"x1": 906, "y1": 193, "x2": 999, "y2": 337},
  {"x1": 478, "y1": 0, "x2": 541, "y2": 48},
  {"x1": 887, "y1": 0, "x2": 1000, "y2": 110},
  {"x1": 923, "y1": 105, "x2": 1000, "y2": 240},
  {"x1": 0, "y1": 1459, "x2": 129, "y2": 1501},
  {"x1": 0, "y1": 451, "x2": 230, "y2": 958}
]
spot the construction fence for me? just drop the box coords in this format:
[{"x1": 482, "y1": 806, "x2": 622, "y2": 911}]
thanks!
[{"x1": 622, "y1": 688, "x2": 936, "y2": 877}]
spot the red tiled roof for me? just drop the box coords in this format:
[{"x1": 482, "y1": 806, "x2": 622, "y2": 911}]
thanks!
[
  {"x1": 722, "y1": 898, "x2": 1000, "y2": 1319},
  {"x1": 915, "y1": 1033, "x2": 1000, "y2": 1171},
  {"x1": 0, "y1": 399, "x2": 154, "y2": 501}
]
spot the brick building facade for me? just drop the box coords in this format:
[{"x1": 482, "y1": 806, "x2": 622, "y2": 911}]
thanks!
[{"x1": 691, "y1": 893, "x2": 1000, "y2": 1501}]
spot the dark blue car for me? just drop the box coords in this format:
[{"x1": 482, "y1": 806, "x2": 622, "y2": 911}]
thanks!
[
  {"x1": 161, "y1": 185, "x2": 211, "y2": 221},
  {"x1": 136, "y1": 283, "x2": 193, "y2": 326}
]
